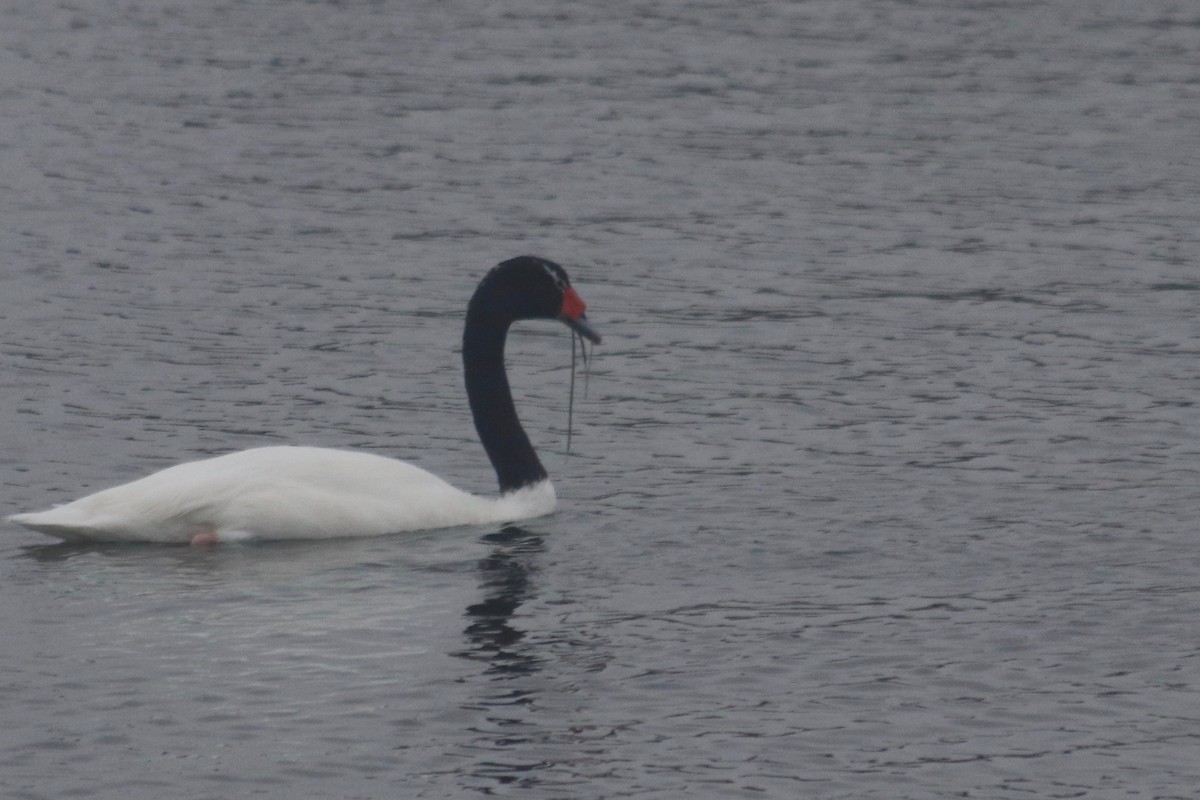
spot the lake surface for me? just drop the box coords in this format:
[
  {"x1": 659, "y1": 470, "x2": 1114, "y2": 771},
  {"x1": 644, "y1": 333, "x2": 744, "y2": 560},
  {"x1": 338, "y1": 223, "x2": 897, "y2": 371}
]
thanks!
[{"x1": 3, "y1": 1, "x2": 1199, "y2": 797}]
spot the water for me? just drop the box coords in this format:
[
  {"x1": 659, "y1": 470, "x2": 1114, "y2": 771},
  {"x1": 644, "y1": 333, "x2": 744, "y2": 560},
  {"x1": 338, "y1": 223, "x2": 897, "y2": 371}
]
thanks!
[{"x1": 3, "y1": 1, "x2": 1199, "y2": 797}]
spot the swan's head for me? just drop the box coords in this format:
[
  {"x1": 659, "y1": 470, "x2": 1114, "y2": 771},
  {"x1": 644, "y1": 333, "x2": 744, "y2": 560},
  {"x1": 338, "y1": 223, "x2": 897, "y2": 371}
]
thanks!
[{"x1": 473, "y1": 256, "x2": 601, "y2": 344}]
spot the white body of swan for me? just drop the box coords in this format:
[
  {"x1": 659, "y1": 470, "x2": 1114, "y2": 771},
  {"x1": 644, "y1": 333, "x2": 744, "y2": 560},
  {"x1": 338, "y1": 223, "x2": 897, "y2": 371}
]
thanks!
[
  {"x1": 9, "y1": 446, "x2": 557, "y2": 544},
  {"x1": 8, "y1": 256, "x2": 599, "y2": 545}
]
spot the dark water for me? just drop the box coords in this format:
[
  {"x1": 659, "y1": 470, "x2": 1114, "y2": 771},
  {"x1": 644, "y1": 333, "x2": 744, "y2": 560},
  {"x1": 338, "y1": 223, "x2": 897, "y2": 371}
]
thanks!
[{"x1": 3, "y1": 1, "x2": 1200, "y2": 797}]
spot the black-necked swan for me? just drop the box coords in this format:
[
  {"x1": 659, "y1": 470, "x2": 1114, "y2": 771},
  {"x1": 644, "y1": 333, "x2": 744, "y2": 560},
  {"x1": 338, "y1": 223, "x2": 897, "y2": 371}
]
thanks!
[{"x1": 8, "y1": 256, "x2": 601, "y2": 545}]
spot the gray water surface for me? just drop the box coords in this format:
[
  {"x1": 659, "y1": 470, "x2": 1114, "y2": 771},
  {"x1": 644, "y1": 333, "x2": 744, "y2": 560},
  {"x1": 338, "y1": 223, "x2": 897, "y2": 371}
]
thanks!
[{"x1": 3, "y1": 1, "x2": 1200, "y2": 798}]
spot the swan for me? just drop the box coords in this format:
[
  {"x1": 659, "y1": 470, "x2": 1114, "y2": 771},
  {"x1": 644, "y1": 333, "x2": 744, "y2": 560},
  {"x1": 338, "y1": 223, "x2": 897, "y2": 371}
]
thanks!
[{"x1": 8, "y1": 256, "x2": 601, "y2": 545}]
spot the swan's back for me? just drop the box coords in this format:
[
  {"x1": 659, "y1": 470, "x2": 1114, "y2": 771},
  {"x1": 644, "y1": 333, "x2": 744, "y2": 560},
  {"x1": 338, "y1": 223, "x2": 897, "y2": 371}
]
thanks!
[{"x1": 10, "y1": 446, "x2": 556, "y2": 543}]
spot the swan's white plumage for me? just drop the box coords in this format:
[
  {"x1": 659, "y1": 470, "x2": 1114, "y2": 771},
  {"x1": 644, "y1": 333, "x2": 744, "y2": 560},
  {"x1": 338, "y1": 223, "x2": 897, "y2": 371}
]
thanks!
[{"x1": 8, "y1": 446, "x2": 556, "y2": 544}]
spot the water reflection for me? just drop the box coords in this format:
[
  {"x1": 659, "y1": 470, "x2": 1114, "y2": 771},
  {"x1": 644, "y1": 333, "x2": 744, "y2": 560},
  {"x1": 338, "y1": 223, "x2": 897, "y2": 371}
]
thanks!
[
  {"x1": 456, "y1": 525, "x2": 545, "y2": 677},
  {"x1": 18, "y1": 541, "x2": 109, "y2": 563},
  {"x1": 451, "y1": 525, "x2": 551, "y2": 792}
]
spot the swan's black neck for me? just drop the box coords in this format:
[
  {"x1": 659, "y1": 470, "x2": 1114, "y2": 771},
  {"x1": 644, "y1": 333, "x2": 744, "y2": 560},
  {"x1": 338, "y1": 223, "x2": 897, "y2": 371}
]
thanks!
[{"x1": 463, "y1": 307, "x2": 548, "y2": 494}]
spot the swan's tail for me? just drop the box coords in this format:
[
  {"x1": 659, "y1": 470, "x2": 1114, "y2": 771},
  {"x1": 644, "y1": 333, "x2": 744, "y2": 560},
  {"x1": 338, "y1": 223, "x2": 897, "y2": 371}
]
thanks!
[{"x1": 8, "y1": 508, "x2": 119, "y2": 542}]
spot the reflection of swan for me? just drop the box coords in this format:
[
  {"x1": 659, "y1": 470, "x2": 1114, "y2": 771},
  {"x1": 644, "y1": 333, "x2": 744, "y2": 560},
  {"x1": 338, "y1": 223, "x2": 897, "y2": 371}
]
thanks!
[
  {"x1": 457, "y1": 526, "x2": 545, "y2": 676},
  {"x1": 9, "y1": 257, "x2": 600, "y2": 545}
]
